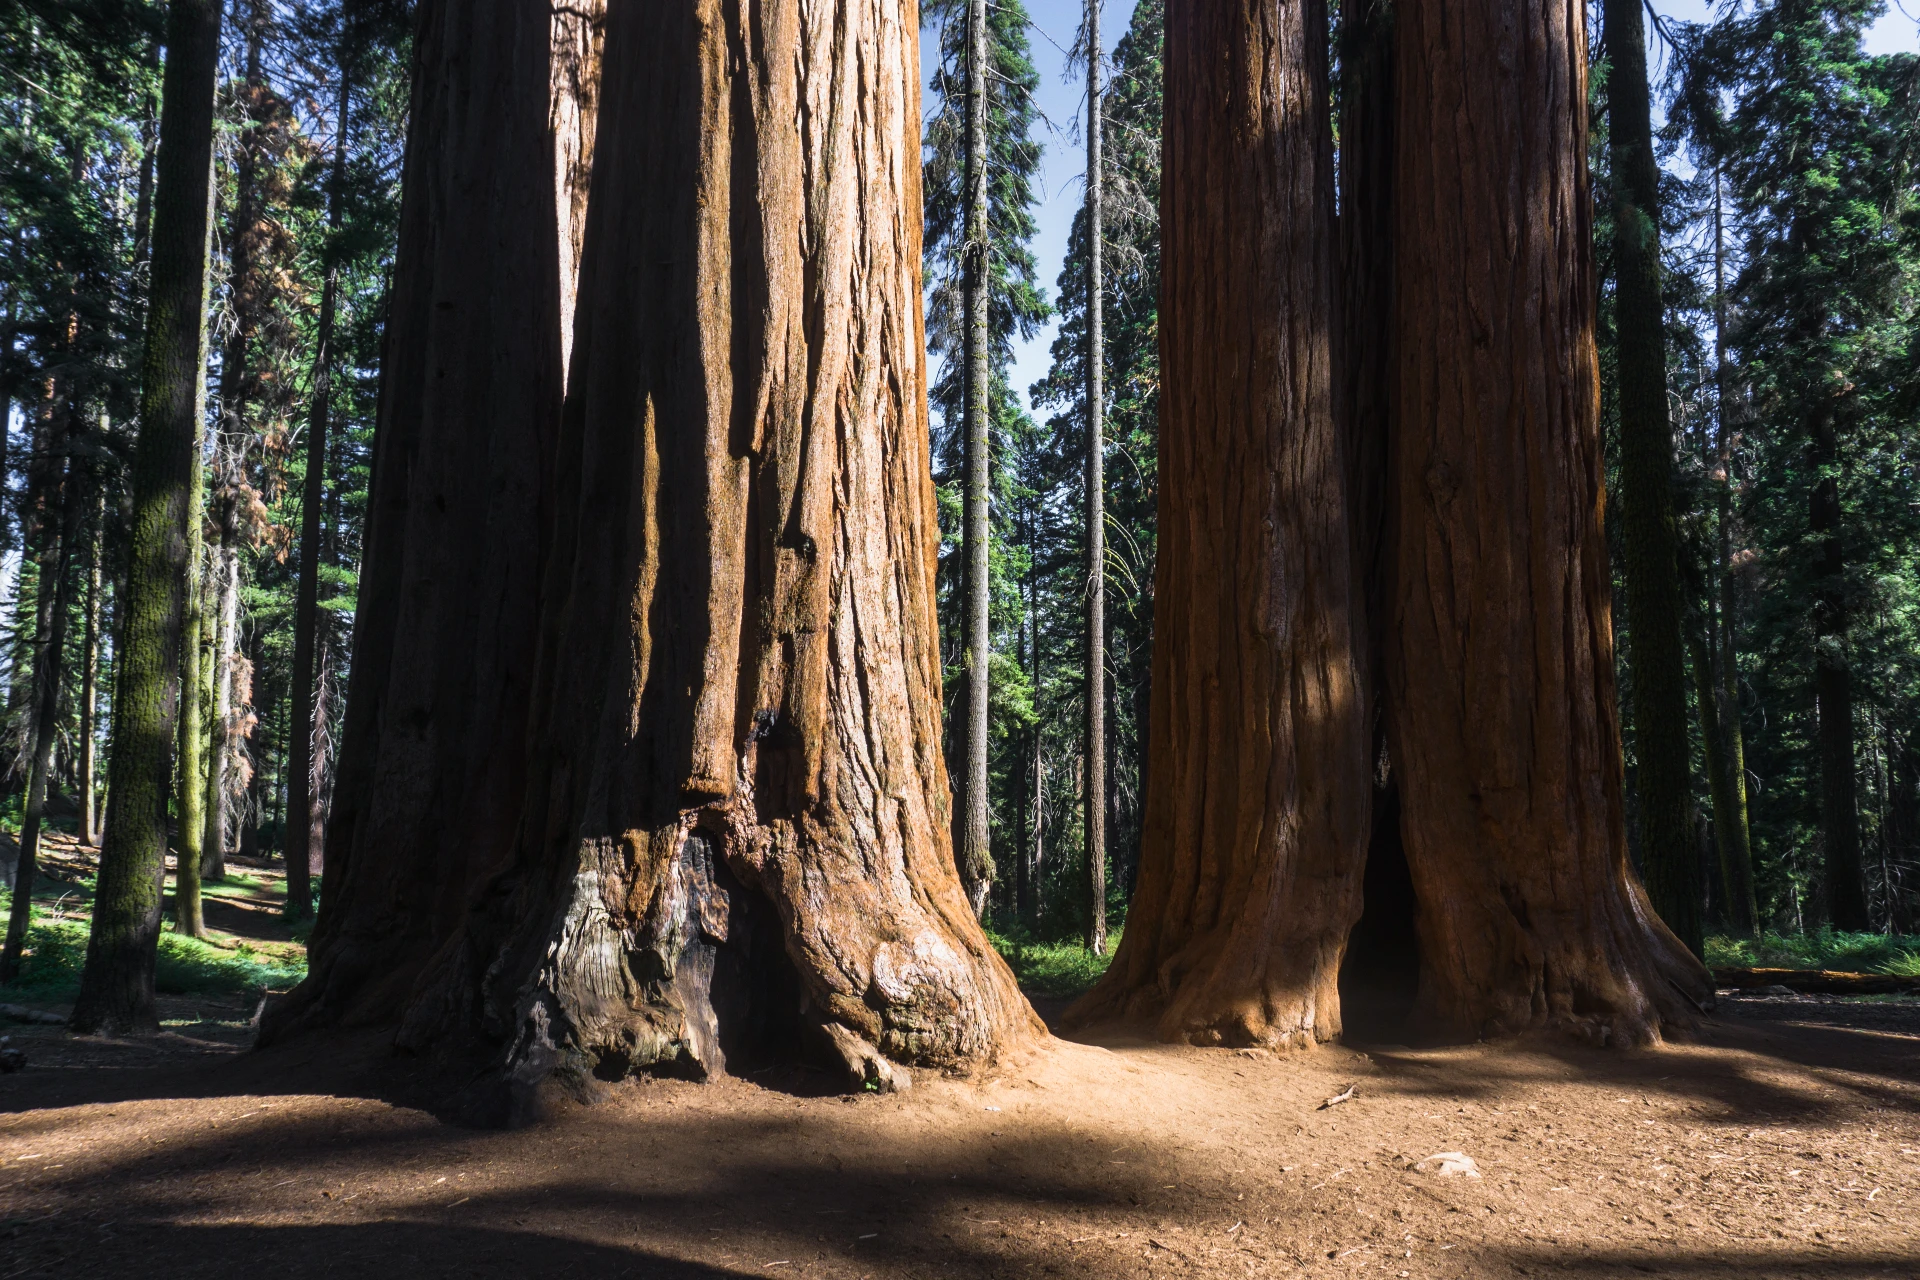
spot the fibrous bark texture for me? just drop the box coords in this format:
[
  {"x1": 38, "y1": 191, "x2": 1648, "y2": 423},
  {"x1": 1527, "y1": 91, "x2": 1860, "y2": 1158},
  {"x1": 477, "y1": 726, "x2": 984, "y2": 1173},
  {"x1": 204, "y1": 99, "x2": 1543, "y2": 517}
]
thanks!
[
  {"x1": 1384, "y1": 0, "x2": 1711, "y2": 1045},
  {"x1": 262, "y1": 0, "x2": 589, "y2": 1037},
  {"x1": 397, "y1": 0, "x2": 1037, "y2": 1115},
  {"x1": 1066, "y1": 0, "x2": 1370, "y2": 1049}
]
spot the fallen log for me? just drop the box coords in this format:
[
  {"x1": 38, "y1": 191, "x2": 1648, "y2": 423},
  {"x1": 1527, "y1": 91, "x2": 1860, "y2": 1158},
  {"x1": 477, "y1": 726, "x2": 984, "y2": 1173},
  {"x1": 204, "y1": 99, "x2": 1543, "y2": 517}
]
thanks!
[{"x1": 1713, "y1": 967, "x2": 1920, "y2": 996}]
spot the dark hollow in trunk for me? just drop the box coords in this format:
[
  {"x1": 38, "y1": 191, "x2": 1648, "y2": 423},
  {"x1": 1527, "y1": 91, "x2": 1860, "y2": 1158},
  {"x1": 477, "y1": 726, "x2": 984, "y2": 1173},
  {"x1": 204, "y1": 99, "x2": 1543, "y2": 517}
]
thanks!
[{"x1": 1337, "y1": 751, "x2": 1419, "y2": 1045}]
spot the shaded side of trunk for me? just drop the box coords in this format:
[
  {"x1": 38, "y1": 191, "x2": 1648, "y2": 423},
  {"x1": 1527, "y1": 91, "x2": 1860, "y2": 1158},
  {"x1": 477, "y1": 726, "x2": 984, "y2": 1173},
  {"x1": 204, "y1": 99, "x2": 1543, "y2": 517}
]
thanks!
[
  {"x1": 1604, "y1": 0, "x2": 1698, "y2": 957},
  {"x1": 956, "y1": 0, "x2": 994, "y2": 917},
  {"x1": 1384, "y1": 0, "x2": 1711, "y2": 1046},
  {"x1": 397, "y1": 0, "x2": 1038, "y2": 1118},
  {"x1": 1811, "y1": 400, "x2": 1868, "y2": 929},
  {"x1": 1083, "y1": 0, "x2": 1107, "y2": 957},
  {"x1": 71, "y1": 0, "x2": 223, "y2": 1034},
  {"x1": 1067, "y1": 0, "x2": 1369, "y2": 1049},
  {"x1": 262, "y1": 0, "x2": 594, "y2": 1038}
]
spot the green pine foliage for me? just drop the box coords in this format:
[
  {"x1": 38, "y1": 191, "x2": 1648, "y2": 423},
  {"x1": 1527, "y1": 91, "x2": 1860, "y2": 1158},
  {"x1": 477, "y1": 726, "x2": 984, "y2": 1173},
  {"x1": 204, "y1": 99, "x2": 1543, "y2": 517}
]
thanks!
[{"x1": 1665, "y1": 1, "x2": 1920, "y2": 932}]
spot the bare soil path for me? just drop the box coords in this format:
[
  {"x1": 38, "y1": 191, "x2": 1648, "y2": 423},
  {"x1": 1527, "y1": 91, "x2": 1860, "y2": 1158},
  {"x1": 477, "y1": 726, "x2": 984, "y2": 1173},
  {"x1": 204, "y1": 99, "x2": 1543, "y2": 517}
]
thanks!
[{"x1": 3, "y1": 988, "x2": 1918, "y2": 1280}]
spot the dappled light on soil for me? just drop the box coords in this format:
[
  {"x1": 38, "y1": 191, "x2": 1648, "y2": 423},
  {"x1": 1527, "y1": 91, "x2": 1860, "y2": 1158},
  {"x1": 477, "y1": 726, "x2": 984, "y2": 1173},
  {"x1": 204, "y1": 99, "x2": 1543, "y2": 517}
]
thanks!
[{"x1": 4, "y1": 1002, "x2": 1918, "y2": 1278}]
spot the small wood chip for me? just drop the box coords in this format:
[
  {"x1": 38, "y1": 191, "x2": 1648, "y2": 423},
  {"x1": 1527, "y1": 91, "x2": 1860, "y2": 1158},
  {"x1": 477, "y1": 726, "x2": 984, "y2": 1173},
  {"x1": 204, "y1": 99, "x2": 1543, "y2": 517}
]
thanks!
[{"x1": 1319, "y1": 1085, "x2": 1357, "y2": 1110}]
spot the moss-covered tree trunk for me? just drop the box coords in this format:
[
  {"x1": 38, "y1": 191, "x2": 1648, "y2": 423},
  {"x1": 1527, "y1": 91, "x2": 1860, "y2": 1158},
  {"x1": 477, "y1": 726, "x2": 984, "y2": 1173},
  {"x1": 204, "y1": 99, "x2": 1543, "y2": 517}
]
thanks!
[
  {"x1": 1067, "y1": 0, "x2": 1370, "y2": 1049},
  {"x1": 262, "y1": 0, "x2": 604, "y2": 1040},
  {"x1": 174, "y1": 422, "x2": 207, "y2": 936},
  {"x1": 70, "y1": 0, "x2": 223, "y2": 1035},
  {"x1": 1603, "y1": 0, "x2": 1699, "y2": 957},
  {"x1": 1383, "y1": 0, "x2": 1711, "y2": 1045},
  {"x1": 391, "y1": 0, "x2": 1038, "y2": 1119}
]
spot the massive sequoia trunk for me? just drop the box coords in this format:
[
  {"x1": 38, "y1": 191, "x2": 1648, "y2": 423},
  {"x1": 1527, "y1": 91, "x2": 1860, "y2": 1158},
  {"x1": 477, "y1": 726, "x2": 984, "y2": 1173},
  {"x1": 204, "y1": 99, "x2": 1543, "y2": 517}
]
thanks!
[
  {"x1": 1065, "y1": 0, "x2": 1370, "y2": 1048},
  {"x1": 1383, "y1": 0, "x2": 1711, "y2": 1045},
  {"x1": 393, "y1": 0, "x2": 1037, "y2": 1114},
  {"x1": 262, "y1": 0, "x2": 602, "y2": 1036}
]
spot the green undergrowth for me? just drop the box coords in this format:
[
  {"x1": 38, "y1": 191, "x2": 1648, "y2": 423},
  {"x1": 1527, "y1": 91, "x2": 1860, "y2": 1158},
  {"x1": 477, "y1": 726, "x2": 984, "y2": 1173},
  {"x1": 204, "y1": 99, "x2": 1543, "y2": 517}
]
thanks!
[
  {"x1": 1706, "y1": 929, "x2": 1920, "y2": 977},
  {"x1": 0, "y1": 887, "x2": 306, "y2": 1007},
  {"x1": 987, "y1": 926, "x2": 1119, "y2": 999}
]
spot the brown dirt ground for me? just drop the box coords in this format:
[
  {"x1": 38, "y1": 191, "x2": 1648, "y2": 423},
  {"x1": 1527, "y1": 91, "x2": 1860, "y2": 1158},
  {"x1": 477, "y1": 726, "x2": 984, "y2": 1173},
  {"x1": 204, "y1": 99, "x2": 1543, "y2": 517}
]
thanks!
[{"x1": 0, "y1": 983, "x2": 1915, "y2": 1280}]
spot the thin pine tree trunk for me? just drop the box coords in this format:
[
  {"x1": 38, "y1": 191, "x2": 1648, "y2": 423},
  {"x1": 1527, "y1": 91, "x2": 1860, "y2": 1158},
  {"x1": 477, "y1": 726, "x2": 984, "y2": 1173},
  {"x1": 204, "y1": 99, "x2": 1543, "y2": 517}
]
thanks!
[
  {"x1": 0, "y1": 450, "x2": 81, "y2": 982},
  {"x1": 1604, "y1": 0, "x2": 1698, "y2": 956},
  {"x1": 283, "y1": 65, "x2": 353, "y2": 922},
  {"x1": 80, "y1": 485, "x2": 104, "y2": 847},
  {"x1": 957, "y1": 0, "x2": 995, "y2": 918},
  {"x1": 70, "y1": 0, "x2": 223, "y2": 1034},
  {"x1": 1812, "y1": 396, "x2": 1868, "y2": 929},
  {"x1": 1707, "y1": 168, "x2": 1758, "y2": 935},
  {"x1": 175, "y1": 406, "x2": 207, "y2": 937},
  {"x1": 201, "y1": 539, "x2": 237, "y2": 880},
  {"x1": 1083, "y1": 0, "x2": 1107, "y2": 957}
]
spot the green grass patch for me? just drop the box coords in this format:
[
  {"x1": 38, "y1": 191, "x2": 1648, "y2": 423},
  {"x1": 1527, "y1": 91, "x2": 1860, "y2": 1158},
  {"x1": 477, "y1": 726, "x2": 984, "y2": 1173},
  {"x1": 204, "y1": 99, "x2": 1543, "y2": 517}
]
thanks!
[
  {"x1": 1706, "y1": 929, "x2": 1920, "y2": 977},
  {"x1": 0, "y1": 887, "x2": 306, "y2": 1006},
  {"x1": 986, "y1": 926, "x2": 1119, "y2": 999}
]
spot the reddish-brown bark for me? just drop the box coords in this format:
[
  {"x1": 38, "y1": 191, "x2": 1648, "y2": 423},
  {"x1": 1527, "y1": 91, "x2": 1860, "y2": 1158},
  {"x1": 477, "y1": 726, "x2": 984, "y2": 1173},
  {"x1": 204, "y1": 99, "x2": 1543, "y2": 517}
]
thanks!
[
  {"x1": 1382, "y1": 0, "x2": 1711, "y2": 1045},
  {"x1": 263, "y1": 0, "x2": 600, "y2": 1036},
  {"x1": 1065, "y1": 0, "x2": 1370, "y2": 1048},
  {"x1": 394, "y1": 0, "x2": 1037, "y2": 1116}
]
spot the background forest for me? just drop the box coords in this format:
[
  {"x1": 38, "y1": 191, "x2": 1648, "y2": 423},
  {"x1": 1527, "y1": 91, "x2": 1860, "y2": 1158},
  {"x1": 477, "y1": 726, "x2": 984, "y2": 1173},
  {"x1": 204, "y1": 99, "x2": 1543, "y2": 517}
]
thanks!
[{"x1": 3, "y1": 0, "x2": 1920, "y2": 1000}]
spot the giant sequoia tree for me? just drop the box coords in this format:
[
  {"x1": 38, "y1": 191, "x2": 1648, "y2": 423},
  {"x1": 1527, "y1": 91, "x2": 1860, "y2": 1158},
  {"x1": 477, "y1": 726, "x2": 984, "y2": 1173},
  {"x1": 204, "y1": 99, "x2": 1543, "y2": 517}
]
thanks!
[
  {"x1": 281, "y1": 0, "x2": 1036, "y2": 1110},
  {"x1": 264, "y1": 0, "x2": 602, "y2": 1035},
  {"x1": 1381, "y1": 0, "x2": 1711, "y2": 1044},
  {"x1": 1066, "y1": 0, "x2": 1370, "y2": 1047}
]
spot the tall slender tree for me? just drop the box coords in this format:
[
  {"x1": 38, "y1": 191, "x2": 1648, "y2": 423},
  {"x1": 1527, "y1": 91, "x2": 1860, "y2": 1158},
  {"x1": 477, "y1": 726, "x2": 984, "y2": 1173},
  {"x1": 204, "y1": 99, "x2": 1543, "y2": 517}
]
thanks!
[
  {"x1": 1083, "y1": 0, "x2": 1107, "y2": 955},
  {"x1": 70, "y1": 0, "x2": 223, "y2": 1034},
  {"x1": 957, "y1": 0, "x2": 995, "y2": 916},
  {"x1": 1604, "y1": 0, "x2": 1699, "y2": 955},
  {"x1": 282, "y1": 57, "x2": 353, "y2": 922}
]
